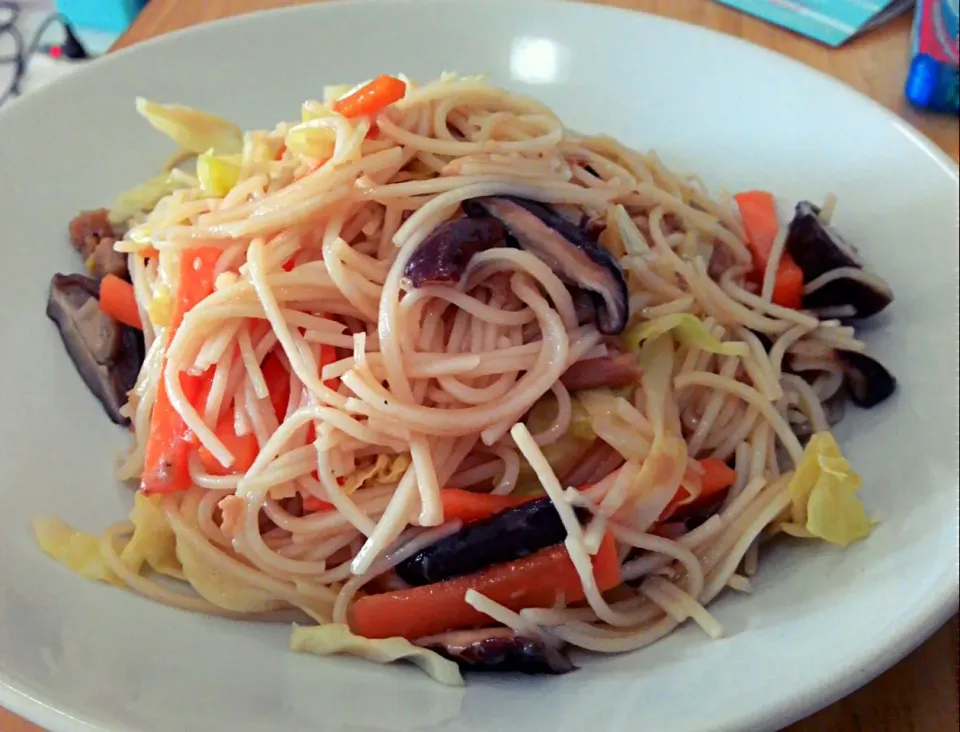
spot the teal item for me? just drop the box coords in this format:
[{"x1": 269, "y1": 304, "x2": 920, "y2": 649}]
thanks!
[{"x1": 56, "y1": 0, "x2": 148, "y2": 34}]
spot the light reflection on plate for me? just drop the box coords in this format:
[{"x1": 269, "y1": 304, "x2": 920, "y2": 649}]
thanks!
[{"x1": 511, "y1": 37, "x2": 570, "y2": 85}]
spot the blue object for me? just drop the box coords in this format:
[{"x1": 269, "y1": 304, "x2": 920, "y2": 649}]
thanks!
[
  {"x1": 905, "y1": 0, "x2": 960, "y2": 114},
  {"x1": 906, "y1": 54, "x2": 960, "y2": 113},
  {"x1": 56, "y1": 0, "x2": 148, "y2": 34}
]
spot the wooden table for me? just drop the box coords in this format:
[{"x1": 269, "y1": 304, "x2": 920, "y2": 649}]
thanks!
[{"x1": 2, "y1": 1, "x2": 957, "y2": 731}]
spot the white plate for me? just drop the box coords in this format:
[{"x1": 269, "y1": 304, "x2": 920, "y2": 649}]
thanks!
[{"x1": 1, "y1": 1, "x2": 957, "y2": 731}]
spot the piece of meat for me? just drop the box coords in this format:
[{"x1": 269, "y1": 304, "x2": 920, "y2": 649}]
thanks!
[
  {"x1": 69, "y1": 209, "x2": 116, "y2": 259},
  {"x1": 219, "y1": 496, "x2": 245, "y2": 538},
  {"x1": 91, "y1": 237, "x2": 129, "y2": 280},
  {"x1": 560, "y1": 353, "x2": 642, "y2": 391}
]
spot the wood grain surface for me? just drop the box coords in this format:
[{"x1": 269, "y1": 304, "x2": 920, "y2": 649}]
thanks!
[{"x1": 2, "y1": 1, "x2": 957, "y2": 731}]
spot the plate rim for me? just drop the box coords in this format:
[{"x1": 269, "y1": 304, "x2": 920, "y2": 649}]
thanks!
[{"x1": 1, "y1": 2, "x2": 957, "y2": 731}]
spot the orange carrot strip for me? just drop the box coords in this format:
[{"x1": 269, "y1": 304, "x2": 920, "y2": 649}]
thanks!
[
  {"x1": 734, "y1": 190, "x2": 805, "y2": 309},
  {"x1": 436, "y1": 489, "x2": 532, "y2": 523},
  {"x1": 350, "y1": 532, "x2": 621, "y2": 640},
  {"x1": 734, "y1": 191, "x2": 780, "y2": 272},
  {"x1": 770, "y1": 258, "x2": 804, "y2": 309},
  {"x1": 302, "y1": 495, "x2": 337, "y2": 513},
  {"x1": 140, "y1": 247, "x2": 221, "y2": 495},
  {"x1": 197, "y1": 414, "x2": 260, "y2": 476},
  {"x1": 333, "y1": 75, "x2": 406, "y2": 119},
  {"x1": 99, "y1": 274, "x2": 142, "y2": 329},
  {"x1": 261, "y1": 353, "x2": 291, "y2": 422},
  {"x1": 661, "y1": 458, "x2": 737, "y2": 520}
]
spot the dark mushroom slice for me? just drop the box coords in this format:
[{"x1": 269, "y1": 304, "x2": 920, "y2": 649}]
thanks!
[
  {"x1": 402, "y1": 217, "x2": 511, "y2": 287},
  {"x1": 571, "y1": 287, "x2": 597, "y2": 325},
  {"x1": 462, "y1": 196, "x2": 629, "y2": 335},
  {"x1": 47, "y1": 274, "x2": 144, "y2": 426},
  {"x1": 395, "y1": 496, "x2": 587, "y2": 587},
  {"x1": 786, "y1": 202, "x2": 864, "y2": 275},
  {"x1": 560, "y1": 352, "x2": 642, "y2": 392},
  {"x1": 836, "y1": 350, "x2": 896, "y2": 408},
  {"x1": 417, "y1": 627, "x2": 575, "y2": 675},
  {"x1": 801, "y1": 271, "x2": 893, "y2": 320},
  {"x1": 785, "y1": 201, "x2": 893, "y2": 319}
]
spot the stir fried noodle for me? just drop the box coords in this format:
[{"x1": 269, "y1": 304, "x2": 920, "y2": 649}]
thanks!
[{"x1": 38, "y1": 73, "x2": 891, "y2": 680}]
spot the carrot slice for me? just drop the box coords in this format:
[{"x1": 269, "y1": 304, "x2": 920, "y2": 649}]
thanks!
[
  {"x1": 197, "y1": 414, "x2": 260, "y2": 476},
  {"x1": 436, "y1": 489, "x2": 532, "y2": 523},
  {"x1": 259, "y1": 353, "x2": 292, "y2": 423},
  {"x1": 734, "y1": 191, "x2": 780, "y2": 272},
  {"x1": 140, "y1": 247, "x2": 221, "y2": 495},
  {"x1": 734, "y1": 191, "x2": 805, "y2": 308},
  {"x1": 333, "y1": 75, "x2": 406, "y2": 119},
  {"x1": 661, "y1": 458, "x2": 737, "y2": 520},
  {"x1": 350, "y1": 532, "x2": 621, "y2": 640},
  {"x1": 99, "y1": 274, "x2": 142, "y2": 329},
  {"x1": 769, "y1": 258, "x2": 804, "y2": 309},
  {"x1": 302, "y1": 496, "x2": 336, "y2": 513}
]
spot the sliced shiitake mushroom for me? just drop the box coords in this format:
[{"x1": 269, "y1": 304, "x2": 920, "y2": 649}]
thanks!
[
  {"x1": 402, "y1": 217, "x2": 510, "y2": 287},
  {"x1": 46, "y1": 274, "x2": 144, "y2": 425},
  {"x1": 462, "y1": 196, "x2": 629, "y2": 335},
  {"x1": 417, "y1": 627, "x2": 574, "y2": 675},
  {"x1": 837, "y1": 350, "x2": 897, "y2": 408},
  {"x1": 785, "y1": 201, "x2": 893, "y2": 319}
]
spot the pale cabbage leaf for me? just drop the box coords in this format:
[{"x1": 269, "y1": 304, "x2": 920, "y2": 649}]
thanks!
[
  {"x1": 197, "y1": 151, "x2": 242, "y2": 197},
  {"x1": 33, "y1": 493, "x2": 181, "y2": 585},
  {"x1": 32, "y1": 517, "x2": 122, "y2": 586},
  {"x1": 135, "y1": 97, "x2": 242, "y2": 155},
  {"x1": 290, "y1": 623, "x2": 464, "y2": 687},
  {"x1": 120, "y1": 493, "x2": 182, "y2": 578},
  {"x1": 108, "y1": 171, "x2": 187, "y2": 224},
  {"x1": 781, "y1": 432, "x2": 875, "y2": 547},
  {"x1": 624, "y1": 314, "x2": 749, "y2": 357},
  {"x1": 285, "y1": 121, "x2": 338, "y2": 160},
  {"x1": 339, "y1": 453, "x2": 412, "y2": 496},
  {"x1": 170, "y1": 518, "x2": 286, "y2": 614},
  {"x1": 578, "y1": 389, "x2": 651, "y2": 461}
]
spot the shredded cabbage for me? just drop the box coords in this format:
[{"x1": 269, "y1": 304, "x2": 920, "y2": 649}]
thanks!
[
  {"x1": 32, "y1": 493, "x2": 182, "y2": 585},
  {"x1": 148, "y1": 283, "x2": 173, "y2": 328},
  {"x1": 169, "y1": 517, "x2": 287, "y2": 614},
  {"x1": 513, "y1": 396, "x2": 596, "y2": 494},
  {"x1": 290, "y1": 624, "x2": 464, "y2": 687},
  {"x1": 578, "y1": 389, "x2": 650, "y2": 461},
  {"x1": 781, "y1": 432, "x2": 875, "y2": 547},
  {"x1": 197, "y1": 151, "x2": 241, "y2": 197},
  {"x1": 525, "y1": 394, "x2": 594, "y2": 441},
  {"x1": 301, "y1": 101, "x2": 337, "y2": 123},
  {"x1": 135, "y1": 97, "x2": 242, "y2": 155},
  {"x1": 108, "y1": 171, "x2": 186, "y2": 224},
  {"x1": 624, "y1": 314, "x2": 749, "y2": 357},
  {"x1": 340, "y1": 453, "x2": 412, "y2": 495},
  {"x1": 322, "y1": 84, "x2": 355, "y2": 106},
  {"x1": 121, "y1": 493, "x2": 182, "y2": 577},
  {"x1": 285, "y1": 120, "x2": 338, "y2": 160},
  {"x1": 32, "y1": 516, "x2": 122, "y2": 585},
  {"x1": 240, "y1": 129, "x2": 285, "y2": 169}
]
